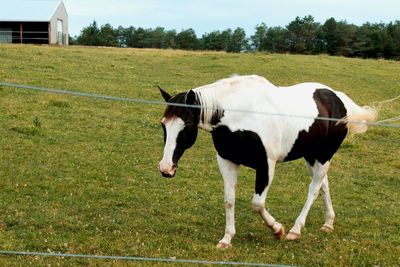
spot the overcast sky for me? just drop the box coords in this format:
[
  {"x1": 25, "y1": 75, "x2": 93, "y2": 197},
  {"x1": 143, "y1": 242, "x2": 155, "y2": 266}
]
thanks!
[{"x1": 64, "y1": 0, "x2": 400, "y2": 37}]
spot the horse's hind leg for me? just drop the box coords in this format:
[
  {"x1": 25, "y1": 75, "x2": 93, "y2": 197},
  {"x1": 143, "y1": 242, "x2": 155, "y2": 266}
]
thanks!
[
  {"x1": 252, "y1": 159, "x2": 285, "y2": 239},
  {"x1": 305, "y1": 161, "x2": 335, "y2": 232},
  {"x1": 287, "y1": 161, "x2": 330, "y2": 240},
  {"x1": 320, "y1": 175, "x2": 335, "y2": 232}
]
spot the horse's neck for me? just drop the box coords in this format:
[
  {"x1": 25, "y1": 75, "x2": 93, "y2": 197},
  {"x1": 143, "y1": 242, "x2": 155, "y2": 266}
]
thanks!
[
  {"x1": 194, "y1": 88, "x2": 222, "y2": 131},
  {"x1": 194, "y1": 77, "x2": 275, "y2": 131},
  {"x1": 197, "y1": 105, "x2": 222, "y2": 131}
]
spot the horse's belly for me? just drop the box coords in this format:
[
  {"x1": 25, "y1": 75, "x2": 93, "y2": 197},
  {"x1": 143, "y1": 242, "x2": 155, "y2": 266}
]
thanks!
[{"x1": 211, "y1": 126, "x2": 267, "y2": 169}]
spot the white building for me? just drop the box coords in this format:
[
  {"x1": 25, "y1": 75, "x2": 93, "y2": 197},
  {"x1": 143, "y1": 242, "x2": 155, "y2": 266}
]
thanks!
[{"x1": 0, "y1": 0, "x2": 68, "y2": 45}]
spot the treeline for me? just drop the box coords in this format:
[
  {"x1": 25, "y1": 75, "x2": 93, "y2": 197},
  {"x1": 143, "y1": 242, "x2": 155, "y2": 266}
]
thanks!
[{"x1": 70, "y1": 16, "x2": 400, "y2": 59}]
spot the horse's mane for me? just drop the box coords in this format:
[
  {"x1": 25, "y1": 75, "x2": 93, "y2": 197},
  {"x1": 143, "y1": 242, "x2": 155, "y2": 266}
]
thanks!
[
  {"x1": 193, "y1": 90, "x2": 220, "y2": 127},
  {"x1": 194, "y1": 75, "x2": 272, "y2": 128}
]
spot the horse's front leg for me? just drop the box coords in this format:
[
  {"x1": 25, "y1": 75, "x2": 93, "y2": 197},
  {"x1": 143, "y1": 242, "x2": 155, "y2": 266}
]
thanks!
[
  {"x1": 216, "y1": 154, "x2": 238, "y2": 249},
  {"x1": 252, "y1": 159, "x2": 285, "y2": 239}
]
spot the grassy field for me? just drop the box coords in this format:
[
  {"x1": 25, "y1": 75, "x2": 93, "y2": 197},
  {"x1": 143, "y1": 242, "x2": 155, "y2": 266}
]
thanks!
[{"x1": 0, "y1": 44, "x2": 399, "y2": 266}]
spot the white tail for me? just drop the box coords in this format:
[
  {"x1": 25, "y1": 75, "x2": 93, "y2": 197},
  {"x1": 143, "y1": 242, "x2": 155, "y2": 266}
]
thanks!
[
  {"x1": 339, "y1": 106, "x2": 378, "y2": 134},
  {"x1": 336, "y1": 92, "x2": 378, "y2": 134}
]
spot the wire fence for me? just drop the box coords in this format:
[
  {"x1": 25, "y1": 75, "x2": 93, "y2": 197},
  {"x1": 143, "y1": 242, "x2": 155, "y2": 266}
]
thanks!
[
  {"x1": 0, "y1": 81, "x2": 399, "y2": 265},
  {"x1": 0, "y1": 250, "x2": 295, "y2": 267},
  {"x1": 1, "y1": 82, "x2": 399, "y2": 129}
]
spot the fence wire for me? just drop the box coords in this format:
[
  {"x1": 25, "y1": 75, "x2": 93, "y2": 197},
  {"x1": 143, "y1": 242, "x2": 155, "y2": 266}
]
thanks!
[
  {"x1": 1, "y1": 82, "x2": 399, "y2": 128},
  {"x1": 0, "y1": 250, "x2": 295, "y2": 267}
]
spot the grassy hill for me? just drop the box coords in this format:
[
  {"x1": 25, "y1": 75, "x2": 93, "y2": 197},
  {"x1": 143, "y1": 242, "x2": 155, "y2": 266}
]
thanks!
[{"x1": 0, "y1": 44, "x2": 399, "y2": 266}]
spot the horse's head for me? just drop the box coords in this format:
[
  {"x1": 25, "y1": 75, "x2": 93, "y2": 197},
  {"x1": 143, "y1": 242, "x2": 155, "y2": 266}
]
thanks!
[{"x1": 158, "y1": 87, "x2": 199, "y2": 178}]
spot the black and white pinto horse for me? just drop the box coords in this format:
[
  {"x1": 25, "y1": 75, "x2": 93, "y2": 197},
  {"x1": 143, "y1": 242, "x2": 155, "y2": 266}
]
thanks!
[{"x1": 158, "y1": 75, "x2": 377, "y2": 249}]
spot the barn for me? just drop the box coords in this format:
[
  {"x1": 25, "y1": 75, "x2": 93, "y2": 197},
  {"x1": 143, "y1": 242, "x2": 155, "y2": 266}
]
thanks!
[{"x1": 0, "y1": 0, "x2": 68, "y2": 45}]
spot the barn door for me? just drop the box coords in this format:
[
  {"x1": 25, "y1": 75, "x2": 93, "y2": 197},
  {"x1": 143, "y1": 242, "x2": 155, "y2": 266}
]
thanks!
[{"x1": 57, "y1": 19, "x2": 64, "y2": 45}]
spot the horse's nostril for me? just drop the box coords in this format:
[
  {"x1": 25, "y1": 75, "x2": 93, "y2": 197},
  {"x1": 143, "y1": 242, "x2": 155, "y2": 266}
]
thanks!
[{"x1": 160, "y1": 170, "x2": 175, "y2": 178}]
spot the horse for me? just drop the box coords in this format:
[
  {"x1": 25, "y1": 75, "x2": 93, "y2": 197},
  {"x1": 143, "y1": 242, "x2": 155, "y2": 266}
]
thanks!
[{"x1": 158, "y1": 75, "x2": 377, "y2": 249}]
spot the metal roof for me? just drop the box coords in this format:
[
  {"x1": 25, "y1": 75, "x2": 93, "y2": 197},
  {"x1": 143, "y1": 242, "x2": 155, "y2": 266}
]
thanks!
[{"x1": 0, "y1": 0, "x2": 63, "y2": 22}]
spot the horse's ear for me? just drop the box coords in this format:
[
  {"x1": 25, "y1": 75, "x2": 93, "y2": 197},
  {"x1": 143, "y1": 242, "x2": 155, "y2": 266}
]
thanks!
[
  {"x1": 158, "y1": 86, "x2": 171, "y2": 102},
  {"x1": 186, "y1": 90, "x2": 196, "y2": 105}
]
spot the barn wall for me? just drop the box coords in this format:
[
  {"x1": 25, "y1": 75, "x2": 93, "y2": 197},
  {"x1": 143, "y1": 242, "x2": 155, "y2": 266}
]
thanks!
[{"x1": 49, "y1": 1, "x2": 68, "y2": 45}]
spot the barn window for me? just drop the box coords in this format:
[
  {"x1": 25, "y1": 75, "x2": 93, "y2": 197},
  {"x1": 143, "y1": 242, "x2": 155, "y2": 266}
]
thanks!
[{"x1": 0, "y1": 28, "x2": 12, "y2": 43}]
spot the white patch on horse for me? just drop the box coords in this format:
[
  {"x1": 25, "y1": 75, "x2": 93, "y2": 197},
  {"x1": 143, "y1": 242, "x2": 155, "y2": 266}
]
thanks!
[{"x1": 159, "y1": 117, "x2": 185, "y2": 176}]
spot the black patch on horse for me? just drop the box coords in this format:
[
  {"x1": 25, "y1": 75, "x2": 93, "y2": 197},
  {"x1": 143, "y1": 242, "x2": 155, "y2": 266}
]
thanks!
[
  {"x1": 210, "y1": 109, "x2": 225, "y2": 125},
  {"x1": 284, "y1": 89, "x2": 348, "y2": 165},
  {"x1": 212, "y1": 126, "x2": 269, "y2": 194},
  {"x1": 162, "y1": 90, "x2": 201, "y2": 167}
]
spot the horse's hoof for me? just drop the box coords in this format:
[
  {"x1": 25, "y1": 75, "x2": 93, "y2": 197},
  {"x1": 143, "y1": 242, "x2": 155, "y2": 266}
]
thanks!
[
  {"x1": 216, "y1": 242, "x2": 232, "y2": 250},
  {"x1": 274, "y1": 226, "x2": 285, "y2": 240},
  {"x1": 321, "y1": 224, "x2": 334, "y2": 232},
  {"x1": 285, "y1": 232, "x2": 300, "y2": 241}
]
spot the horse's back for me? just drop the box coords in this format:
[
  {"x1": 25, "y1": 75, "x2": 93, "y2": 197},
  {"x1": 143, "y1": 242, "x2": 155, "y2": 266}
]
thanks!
[{"x1": 235, "y1": 79, "x2": 348, "y2": 162}]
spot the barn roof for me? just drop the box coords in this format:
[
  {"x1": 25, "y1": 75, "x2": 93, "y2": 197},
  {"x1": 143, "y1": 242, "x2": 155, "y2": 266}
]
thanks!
[{"x1": 0, "y1": 0, "x2": 64, "y2": 22}]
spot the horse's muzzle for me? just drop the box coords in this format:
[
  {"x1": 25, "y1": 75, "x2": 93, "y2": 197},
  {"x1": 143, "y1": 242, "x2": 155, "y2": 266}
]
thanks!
[{"x1": 159, "y1": 164, "x2": 176, "y2": 178}]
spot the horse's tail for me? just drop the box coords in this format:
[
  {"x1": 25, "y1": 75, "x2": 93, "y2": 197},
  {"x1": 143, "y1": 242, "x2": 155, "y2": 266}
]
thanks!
[{"x1": 336, "y1": 92, "x2": 378, "y2": 134}]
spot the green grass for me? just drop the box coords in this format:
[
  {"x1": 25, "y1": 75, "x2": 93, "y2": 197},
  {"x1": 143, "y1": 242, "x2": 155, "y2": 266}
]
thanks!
[{"x1": 0, "y1": 44, "x2": 399, "y2": 266}]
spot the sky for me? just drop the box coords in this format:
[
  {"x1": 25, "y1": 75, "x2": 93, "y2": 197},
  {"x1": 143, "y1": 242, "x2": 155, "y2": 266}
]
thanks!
[{"x1": 60, "y1": 0, "x2": 400, "y2": 37}]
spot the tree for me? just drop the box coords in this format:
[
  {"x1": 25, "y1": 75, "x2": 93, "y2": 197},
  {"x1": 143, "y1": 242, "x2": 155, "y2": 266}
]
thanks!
[
  {"x1": 220, "y1": 29, "x2": 233, "y2": 51},
  {"x1": 251, "y1": 23, "x2": 268, "y2": 51},
  {"x1": 68, "y1": 35, "x2": 77, "y2": 45},
  {"x1": 313, "y1": 25, "x2": 326, "y2": 54},
  {"x1": 227, "y1": 27, "x2": 247, "y2": 53},
  {"x1": 265, "y1": 26, "x2": 288, "y2": 53},
  {"x1": 322, "y1": 18, "x2": 339, "y2": 55},
  {"x1": 148, "y1": 27, "x2": 164, "y2": 48},
  {"x1": 353, "y1": 23, "x2": 386, "y2": 58},
  {"x1": 385, "y1": 21, "x2": 400, "y2": 59},
  {"x1": 336, "y1": 21, "x2": 357, "y2": 57},
  {"x1": 164, "y1": 30, "x2": 177, "y2": 49},
  {"x1": 77, "y1": 21, "x2": 101, "y2": 46},
  {"x1": 286, "y1": 15, "x2": 319, "y2": 54},
  {"x1": 99, "y1": 23, "x2": 117, "y2": 47},
  {"x1": 175, "y1": 28, "x2": 200, "y2": 50},
  {"x1": 134, "y1": 27, "x2": 150, "y2": 48},
  {"x1": 116, "y1": 26, "x2": 127, "y2": 47},
  {"x1": 74, "y1": 18, "x2": 400, "y2": 59},
  {"x1": 117, "y1": 26, "x2": 134, "y2": 47},
  {"x1": 202, "y1": 31, "x2": 225, "y2": 51}
]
